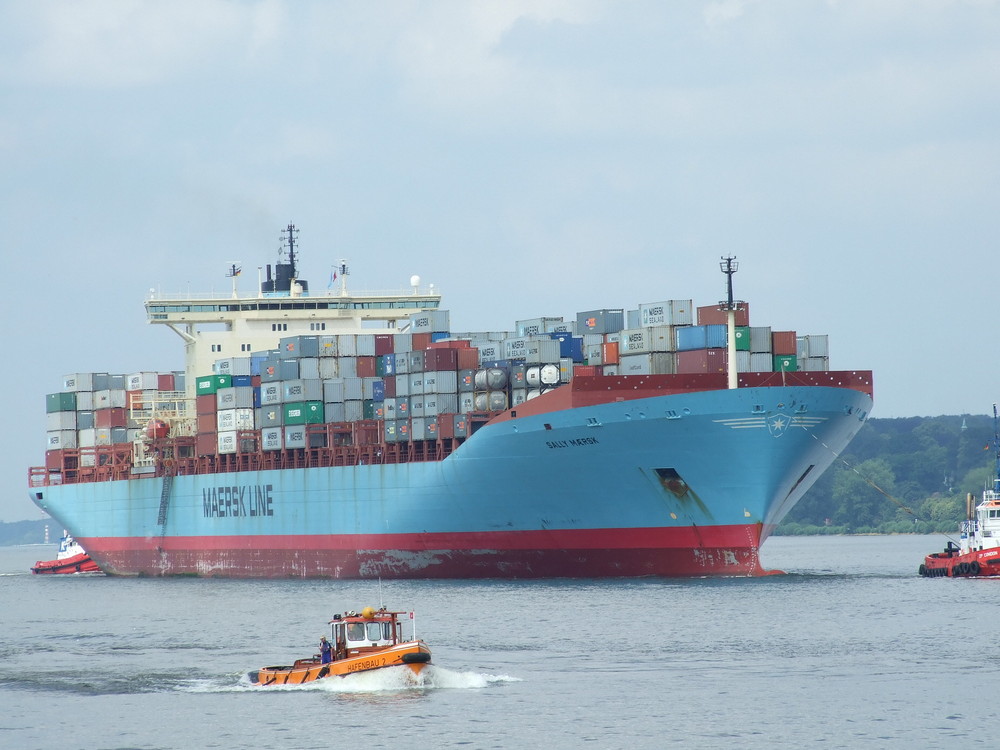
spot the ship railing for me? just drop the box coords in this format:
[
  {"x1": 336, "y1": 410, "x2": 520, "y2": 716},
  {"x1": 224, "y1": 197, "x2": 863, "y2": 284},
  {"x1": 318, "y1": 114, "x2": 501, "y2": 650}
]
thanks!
[
  {"x1": 961, "y1": 519, "x2": 979, "y2": 536},
  {"x1": 146, "y1": 287, "x2": 441, "y2": 301}
]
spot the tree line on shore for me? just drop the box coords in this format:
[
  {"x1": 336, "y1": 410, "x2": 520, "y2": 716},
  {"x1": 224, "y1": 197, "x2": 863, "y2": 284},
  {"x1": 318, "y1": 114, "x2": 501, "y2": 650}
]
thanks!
[{"x1": 777, "y1": 412, "x2": 997, "y2": 535}]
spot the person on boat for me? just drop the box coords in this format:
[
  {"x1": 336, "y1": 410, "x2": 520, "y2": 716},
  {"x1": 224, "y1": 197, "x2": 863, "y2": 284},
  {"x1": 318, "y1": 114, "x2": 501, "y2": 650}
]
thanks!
[{"x1": 319, "y1": 636, "x2": 332, "y2": 664}]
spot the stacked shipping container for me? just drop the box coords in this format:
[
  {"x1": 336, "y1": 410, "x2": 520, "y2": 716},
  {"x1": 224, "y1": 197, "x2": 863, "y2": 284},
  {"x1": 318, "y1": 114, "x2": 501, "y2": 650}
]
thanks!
[{"x1": 43, "y1": 303, "x2": 831, "y2": 461}]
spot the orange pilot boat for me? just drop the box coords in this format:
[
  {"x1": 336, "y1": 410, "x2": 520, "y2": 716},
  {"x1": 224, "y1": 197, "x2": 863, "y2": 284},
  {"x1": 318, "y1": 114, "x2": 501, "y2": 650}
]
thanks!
[{"x1": 249, "y1": 606, "x2": 431, "y2": 686}]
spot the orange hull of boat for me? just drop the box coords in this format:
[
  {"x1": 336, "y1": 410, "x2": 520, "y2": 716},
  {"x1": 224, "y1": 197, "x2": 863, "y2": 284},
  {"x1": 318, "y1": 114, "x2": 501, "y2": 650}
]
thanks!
[{"x1": 250, "y1": 641, "x2": 431, "y2": 686}]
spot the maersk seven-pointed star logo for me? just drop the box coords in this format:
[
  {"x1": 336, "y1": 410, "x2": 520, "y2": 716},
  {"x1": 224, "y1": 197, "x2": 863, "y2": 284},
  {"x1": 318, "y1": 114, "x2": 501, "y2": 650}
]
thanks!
[{"x1": 767, "y1": 413, "x2": 791, "y2": 437}]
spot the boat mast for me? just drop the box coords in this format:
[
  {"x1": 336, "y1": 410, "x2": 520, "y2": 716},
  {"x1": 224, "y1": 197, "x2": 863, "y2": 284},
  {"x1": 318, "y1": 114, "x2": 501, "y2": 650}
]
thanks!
[
  {"x1": 719, "y1": 256, "x2": 744, "y2": 390},
  {"x1": 993, "y1": 404, "x2": 1000, "y2": 493}
]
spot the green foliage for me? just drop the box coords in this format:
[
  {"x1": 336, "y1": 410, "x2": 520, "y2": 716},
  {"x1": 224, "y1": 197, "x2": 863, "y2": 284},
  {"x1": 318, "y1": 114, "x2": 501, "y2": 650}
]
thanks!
[{"x1": 779, "y1": 413, "x2": 996, "y2": 534}]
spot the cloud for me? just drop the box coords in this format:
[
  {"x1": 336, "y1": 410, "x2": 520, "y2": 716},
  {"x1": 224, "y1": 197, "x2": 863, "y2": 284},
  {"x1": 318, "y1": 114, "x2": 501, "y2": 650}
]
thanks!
[{"x1": 1, "y1": 0, "x2": 286, "y2": 88}]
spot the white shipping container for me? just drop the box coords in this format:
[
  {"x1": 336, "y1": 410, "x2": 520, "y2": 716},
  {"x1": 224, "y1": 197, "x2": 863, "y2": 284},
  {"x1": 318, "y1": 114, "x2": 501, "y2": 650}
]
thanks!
[
  {"x1": 94, "y1": 389, "x2": 127, "y2": 408},
  {"x1": 324, "y1": 402, "x2": 346, "y2": 423},
  {"x1": 639, "y1": 300, "x2": 693, "y2": 327},
  {"x1": 344, "y1": 377, "x2": 363, "y2": 401},
  {"x1": 337, "y1": 334, "x2": 358, "y2": 356},
  {"x1": 298, "y1": 358, "x2": 320, "y2": 380},
  {"x1": 619, "y1": 353, "x2": 676, "y2": 375},
  {"x1": 217, "y1": 430, "x2": 238, "y2": 454},
  {"x1": 338, "y1": 356, "x2": 358, "y2": 378},
  {"x1": 511, "y1": 389, "x2": 527, "y2": 406},
  {"x1": 408, "y1": 373, "x2": 425, "y2": 395},
  {"x1": 74, "y1": 391, "x2": 94, "y2": 411},
  {"x1": 344, "y1": 400, "x2": 364, "y2": 422},
  {"x1": 800, "y1": 356, "x2": 830, "y2": 371},
  {"x1": 319, "y1": 358, "x2": 339, "y2": 379},
  {"x1": 47, "y1": 429, "x2": 77, "y2": 449},
  {"x1": 797, "y1": 335, "x2": 830, "y2": 358},
  {"x1": 217, "y1": 408, "x2": 255, "y2": 431},
  {"x1": 95, "y1": 428, "x2": 112, "y2": 446},
  {"x1": 477, "y1": 342, "x2": 503, "y2": 362},
  {"x1": 734, "y1": 350, "x2": 751, "y2": 372},
  {"x1": 260, "y1": 383, "x2": 282, "y2": 405},
  {"x1": 515, "y1": 317, "x2": 562, "y2": 337},
  {"x1": 619, "y1": 326, "x2": 675, "y2": 355},
  {"x1": 63, "y1": 373, "x2": 95, "y2": 392},
  {"x1": 524, "y1": 338, "x2": 562, "y2": 364},
  {"x1": 318, "y1": 335, "x2": 338, "y2": 357},
  {"x1": 749, "y1": 353, "x2": 772, "y2": 372},
  {"x1": 323, "y1": 378, "x2": 345, "y2": 403},
  {"x1": 409, "y1": 309, "x2": 450, "y2": 332},
  {"x1": 262, "y1": 427, "x2": 282, "y2": 451},
  {"x1": 355, "y1": 334, "x2": 376, "y2": 356},
  {"x1": 393, "y1": 333, "x2": 413, "y2": 353},
  {"x1": 394, "y1": 374, "x2": 411, "y2": 396},
  {"x1": 749, "y1": 327, "x2": 772, "y2": 353},
  {"x1": 127, "y1": 371, "x2": 160, "y2": 390},
  {"x1": 46, "y1": 411, "x2": 76, "y2": 431},
  {"x1": 458, "y1": 392, "x2": 476, "y2": 412},
  {"x1": 283, "y1": 425, "x2": 306, "y2": 449},
  {"x1": 410, "y1": 396, "x2": 425, "y2": 417},
  {"x1": 78, "y1": 428, "x2": 97, "y2": 447}
]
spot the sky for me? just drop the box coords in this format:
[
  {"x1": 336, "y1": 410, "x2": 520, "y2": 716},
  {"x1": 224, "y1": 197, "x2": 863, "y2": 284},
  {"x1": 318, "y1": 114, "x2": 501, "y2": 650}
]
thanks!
[{"x1": 2, "y1": 0, "x2": 998, "y2": 522}]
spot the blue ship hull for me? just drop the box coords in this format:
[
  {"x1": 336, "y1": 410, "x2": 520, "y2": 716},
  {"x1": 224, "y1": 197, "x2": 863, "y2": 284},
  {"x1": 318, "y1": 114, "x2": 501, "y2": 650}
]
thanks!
[{"x1": 31, "y1": 384, "x2": 871, "y2": 578}]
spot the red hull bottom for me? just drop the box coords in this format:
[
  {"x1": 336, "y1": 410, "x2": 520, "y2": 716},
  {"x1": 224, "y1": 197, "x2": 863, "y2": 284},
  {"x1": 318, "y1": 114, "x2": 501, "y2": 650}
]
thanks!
[
  {"x1": 31, "y1": 552, "x2": 102, "y2": 575},
  {"x1": 920, "y1": 548, "x2": 1000, "y2": 578},
  {"x1": 82, "y1": 526, "x2": 776, "y2": 578}
]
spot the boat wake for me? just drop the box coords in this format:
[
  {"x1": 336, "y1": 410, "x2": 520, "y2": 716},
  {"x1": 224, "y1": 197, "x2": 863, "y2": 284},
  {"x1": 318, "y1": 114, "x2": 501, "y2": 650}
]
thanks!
[{"x1": 178, "y1": 665, "x2": 520, "y2": 694}]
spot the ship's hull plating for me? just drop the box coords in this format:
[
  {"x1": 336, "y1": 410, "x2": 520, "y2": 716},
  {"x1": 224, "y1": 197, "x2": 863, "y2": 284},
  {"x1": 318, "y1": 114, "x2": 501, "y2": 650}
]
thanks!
[{"x1": 31, "y1": 385, "x2": 871, "y2": 578}]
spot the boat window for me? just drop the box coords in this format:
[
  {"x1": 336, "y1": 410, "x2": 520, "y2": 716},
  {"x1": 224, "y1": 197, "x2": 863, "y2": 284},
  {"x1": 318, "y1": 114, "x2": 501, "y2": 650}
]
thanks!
[
  {"x1": 366, "y1": 622, "x2": 383, "y2": 641},
  {"x1": 347, "y1": 622, "x2": 366, "y2": 641}
]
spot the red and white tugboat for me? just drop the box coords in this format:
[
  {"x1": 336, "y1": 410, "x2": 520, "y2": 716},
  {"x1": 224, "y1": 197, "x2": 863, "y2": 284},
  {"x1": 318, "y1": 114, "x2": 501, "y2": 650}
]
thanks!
[
  {"x1": 920, "y1": 406, "x2": 1000, "y2": 578},
  {"x1": 31, "y1": 531, "x2": 102, "y2": 574}
]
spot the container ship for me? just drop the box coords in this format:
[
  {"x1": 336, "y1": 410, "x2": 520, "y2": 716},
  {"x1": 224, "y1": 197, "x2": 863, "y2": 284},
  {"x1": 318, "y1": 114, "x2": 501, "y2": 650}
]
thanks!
[{"x1": 29, "y1": 226, "x2": 873, "y2": 578}]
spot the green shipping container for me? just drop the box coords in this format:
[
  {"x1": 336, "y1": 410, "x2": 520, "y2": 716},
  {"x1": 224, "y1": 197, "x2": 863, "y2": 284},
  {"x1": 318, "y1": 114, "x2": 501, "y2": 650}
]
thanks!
[
  {"x1": 773, "y1": 355, "x2": 798, "y2": 372},
  {"x1": 733, "y1": 326, "x2": 751, "y2": 352},
  {"x1": 283, "y1": 401, "x2": 324, "y2": 425},
  {"x1": 196, "y1": 374, "x2": 233, "y2": 395},
  {"x1": 46, "y1": 392, "x2": 77, "y2": 413},
  {"x1": 364, "y1": 400, "x2": 378, "y2": 420},
  {"x1": 196, "y1": 375, "x2": 217, "y2": 395}
]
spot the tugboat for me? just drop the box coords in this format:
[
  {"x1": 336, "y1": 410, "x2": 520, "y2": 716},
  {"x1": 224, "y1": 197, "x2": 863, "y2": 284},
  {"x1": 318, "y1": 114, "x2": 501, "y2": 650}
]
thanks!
[
  {"x1": 31, "y1": 531, "x2": 102, "y2": 574},
  {"x1": 249, "y1": 607, "x2": 431, "y2": 686},
  {"x1": 920, "y1": 405, "x2": 1000, "y2": 578}
]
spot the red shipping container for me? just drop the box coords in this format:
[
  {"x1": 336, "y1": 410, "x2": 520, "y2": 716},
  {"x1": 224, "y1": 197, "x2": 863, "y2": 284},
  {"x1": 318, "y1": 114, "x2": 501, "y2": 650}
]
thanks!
[
  {"x1": 602, "y1": 341, "x2": 620, "y2": 365},
  {"x1": 157, "y1": 373, "x2": 175, "y2": 391},
  {"x1": 197, "y1": 394, "x2": 217, "y2": 415},
  {"x1": 457, "y1": 348, "x2": 479, "y2": 370},
  {"x1": 411, "y1": 332, "x2": 432, "y2": 350},
  {"x1": 772, "y1": 331, "x2": 797, "y2": 355},
  {"x1": 375, "y1": 334, "x2": 395, "y2": 356},
  {"x1": 384, "y1": 377, "x2": 397, "y2": 398},
  {"x1": 197, "y1": 414, "x2": 217, "y2": 433},
  {"x1": 46, "y1": 449, "x2": 67, "y2": 471},
  {"x1": 196, "y1": 432, "x2": 217, "y2": 456},
  {"x1": 356, "y1": 356, "x2": 377, "y2": 378},
  {"x1": 697, "y1": 303, "x2": 750, "y2": 326},
  {"x1": 574, "y1": 365, "x2": 599, "y2": 377},
  {"x1": 251, "y1": 375, "x2": 261, "y2": 387},
  {"x1": 425, "y1": 348, "x2": 458, "y2": 371},
  {"x1": 437, "y1": 414, "x2": 455, "y2": 439},
  {"x1": 676, "y1": 348, "x2": 727, "y2": 374},
  {"x1": 95, "y1": 407, "x2": 127, "y2": 428}
]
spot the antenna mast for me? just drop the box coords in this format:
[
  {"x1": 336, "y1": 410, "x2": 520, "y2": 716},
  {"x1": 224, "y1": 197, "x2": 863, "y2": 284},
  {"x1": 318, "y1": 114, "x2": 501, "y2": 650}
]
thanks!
[{"x1": 719, "y1": 256, "x2": 744, "y2": 390}]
